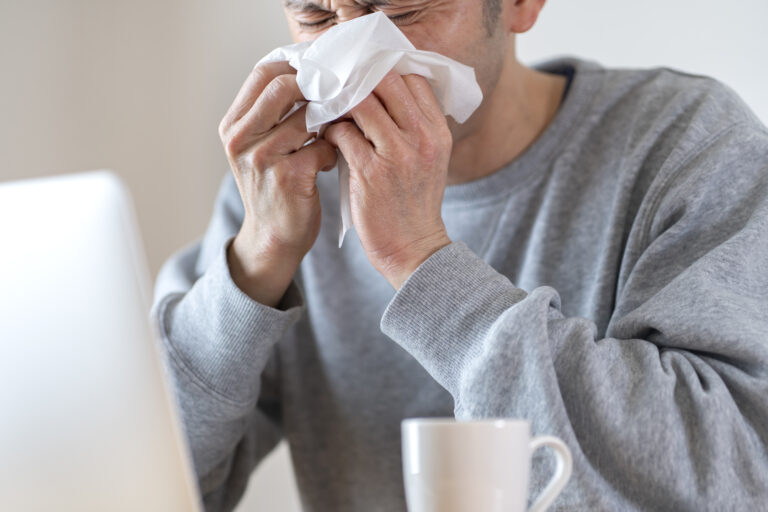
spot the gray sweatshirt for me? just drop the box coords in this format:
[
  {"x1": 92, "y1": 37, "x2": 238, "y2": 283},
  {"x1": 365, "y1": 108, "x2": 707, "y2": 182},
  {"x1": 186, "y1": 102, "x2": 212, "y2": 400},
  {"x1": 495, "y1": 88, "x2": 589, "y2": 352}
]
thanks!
[{"x1": 153, "y1": 57, "x2": 768, "y2": 511}]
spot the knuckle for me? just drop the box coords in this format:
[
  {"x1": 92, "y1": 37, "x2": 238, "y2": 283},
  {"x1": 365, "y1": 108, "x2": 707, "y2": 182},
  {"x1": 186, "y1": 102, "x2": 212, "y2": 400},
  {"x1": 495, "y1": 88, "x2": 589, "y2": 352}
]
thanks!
[
  {"x1": 416, "y1": 134, "x2": 440, "y2": 165},
  {"x1": 332, "y1": 124, "x2": 350, "y2": 141},
  {"x1": 277, "y1": 73, "x2": 297, "y2": 88},
  {"x1": 416, "y1": 121, "x2": 451, "y2": 163},
  {"x1": 259, "y1": 80, "x2": 280, "y2": 103},
  {"x1": 255, "y1": 75, "x2": 298, "y2": 120},
  {"x1": 257, "y1": 80, "x2": 280, "y2": 106},
  {"x1": 223, "y1": 132, "x2": 242, "y2": 158},
  {"x1": 421, "y1": 145, "x2": 439, "y2": 166},
  {"x1": 267, "y1": 74, "x2": 296, "y2": 98},
  {"x1": 218, "y1": 118, "x2": 230, "y2": 143},
  {"x1": 250, "y1": 64, "x2": 269, "y2": 84},
  {"x1": 247, "y1": 145, "x2": 271, "y2": 170},
  {"x1": 225, "y1": 128, "x2": 261, "y2": 161},
  {"x1": 337, "y1": 122, "x2": 358, "y2": 140}
]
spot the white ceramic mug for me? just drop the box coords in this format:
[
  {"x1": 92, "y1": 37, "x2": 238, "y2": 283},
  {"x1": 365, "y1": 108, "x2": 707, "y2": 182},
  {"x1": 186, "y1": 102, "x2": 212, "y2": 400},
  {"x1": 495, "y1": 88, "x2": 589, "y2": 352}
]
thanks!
[{"x1": 401, "y1": 418, "x2": 572, "y2": 512}]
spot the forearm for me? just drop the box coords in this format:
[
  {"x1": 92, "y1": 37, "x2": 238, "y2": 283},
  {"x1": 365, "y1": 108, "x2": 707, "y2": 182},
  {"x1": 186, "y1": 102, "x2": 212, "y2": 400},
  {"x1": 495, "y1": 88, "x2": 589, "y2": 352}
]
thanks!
[
  {"x1": 153, "y1": 239, "x2": 303, "y2": 487},
  {"x1": 381, "y1": 242, "x2": 768, "y2": 509},
  {"x1": 156, "y1": 240, "x2": 303, "y2": 404}
]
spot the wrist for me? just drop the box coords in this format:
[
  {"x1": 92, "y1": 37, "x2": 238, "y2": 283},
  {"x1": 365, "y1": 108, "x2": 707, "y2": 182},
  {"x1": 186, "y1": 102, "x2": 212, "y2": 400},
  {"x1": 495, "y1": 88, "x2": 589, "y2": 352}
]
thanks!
[
  {"x1": 380, "y1": 233, "x2": 452, "y2": 290},
  {"x1": 227, "y1": 232, "x2": 302, "y2": 308}
]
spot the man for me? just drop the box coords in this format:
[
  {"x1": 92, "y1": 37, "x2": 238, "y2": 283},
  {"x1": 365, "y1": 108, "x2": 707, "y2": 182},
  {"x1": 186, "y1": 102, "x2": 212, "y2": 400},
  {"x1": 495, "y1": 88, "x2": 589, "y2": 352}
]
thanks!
[{"x1": 153, "y1": 0, "x2": 768, "y2": 510}]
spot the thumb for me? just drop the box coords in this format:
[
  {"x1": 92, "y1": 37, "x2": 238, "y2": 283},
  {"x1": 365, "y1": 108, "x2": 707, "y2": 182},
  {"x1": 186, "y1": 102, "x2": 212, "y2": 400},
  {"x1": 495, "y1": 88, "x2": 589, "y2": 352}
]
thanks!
[{"x1": 324, "y1": 121, "x2": 373, "y2": 171}]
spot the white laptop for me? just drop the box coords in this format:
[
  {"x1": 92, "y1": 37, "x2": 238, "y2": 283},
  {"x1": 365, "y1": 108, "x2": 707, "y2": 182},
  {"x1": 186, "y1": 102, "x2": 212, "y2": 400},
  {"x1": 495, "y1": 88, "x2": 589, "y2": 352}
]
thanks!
[{"x1": 0, "y1": 171, "x2": 202, "y2": 511}]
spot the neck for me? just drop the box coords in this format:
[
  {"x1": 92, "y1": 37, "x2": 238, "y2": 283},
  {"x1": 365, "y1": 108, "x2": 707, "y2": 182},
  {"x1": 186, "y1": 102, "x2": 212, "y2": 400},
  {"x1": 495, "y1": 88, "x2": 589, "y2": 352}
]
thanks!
[{"x1": 447, "y1": 50, "x2": 567, "y2": 186}]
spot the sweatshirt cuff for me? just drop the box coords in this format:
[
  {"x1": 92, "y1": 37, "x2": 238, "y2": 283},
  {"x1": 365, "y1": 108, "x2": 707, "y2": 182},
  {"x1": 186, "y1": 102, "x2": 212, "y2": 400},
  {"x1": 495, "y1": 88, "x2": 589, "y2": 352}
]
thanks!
[
  {"x1": 380, "y1": 242, "x2": 526, "y2": 395},
  {"x1": 159, "y1": 239, "x2": 304, "y2": 404}
]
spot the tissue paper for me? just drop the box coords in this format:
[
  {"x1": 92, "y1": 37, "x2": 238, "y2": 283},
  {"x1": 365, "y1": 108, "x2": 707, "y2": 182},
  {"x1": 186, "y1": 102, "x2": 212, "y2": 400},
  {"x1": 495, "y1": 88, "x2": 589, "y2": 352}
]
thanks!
[{"x1": 258, "y1": 12, "x2": 483, "y2": 246}]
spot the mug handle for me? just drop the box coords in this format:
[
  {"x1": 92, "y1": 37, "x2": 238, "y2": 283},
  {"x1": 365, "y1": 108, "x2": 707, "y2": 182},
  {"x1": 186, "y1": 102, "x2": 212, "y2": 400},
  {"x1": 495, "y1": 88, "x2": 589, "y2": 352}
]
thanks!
[{"x1": 527, "y1": 436, "x2": 573, "y2": 512}]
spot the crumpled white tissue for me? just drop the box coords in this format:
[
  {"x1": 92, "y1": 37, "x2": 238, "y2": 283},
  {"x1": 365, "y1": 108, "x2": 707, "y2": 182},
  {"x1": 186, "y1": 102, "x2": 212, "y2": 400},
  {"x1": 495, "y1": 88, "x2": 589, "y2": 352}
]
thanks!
[{"x1": 258, "y1": 12, "x2": 483, "y2": 247}]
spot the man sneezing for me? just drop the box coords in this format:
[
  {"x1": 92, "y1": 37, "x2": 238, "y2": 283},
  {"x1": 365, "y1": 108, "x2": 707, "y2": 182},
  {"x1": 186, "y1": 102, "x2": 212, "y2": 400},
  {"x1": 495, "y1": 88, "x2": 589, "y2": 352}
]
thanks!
[{"x1": 153, "y1": 1, "x2": 768, "y2": 510}]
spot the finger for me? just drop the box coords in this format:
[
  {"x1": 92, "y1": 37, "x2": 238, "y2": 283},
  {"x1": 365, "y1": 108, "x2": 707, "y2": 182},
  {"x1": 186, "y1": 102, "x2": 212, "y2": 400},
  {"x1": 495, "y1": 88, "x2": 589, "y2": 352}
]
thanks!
[
  {"x1": 324, "y1": 121, "x2": 374, "y2": 170},
  {"x1": 402, "y1": 74, "x2": 444, "y2": 123},
  {"x1": 223, "y1": 61, "x2": 296, "y2": 130},
  {"x1": 348, "y1": 93, "x2": 400, "y2": 149},
  {"x1": 372, "y1": 71, "x2": 422, "y2": 131},
  {"x1": 349, "y1": 93, "x2": 400, "y2": 147},
  {"x1": 236, "y1": 73, "x2": 306, "y2": 137},
  {"x1": 282, "y1": 139, "x2": 338, "y2": 177},
  {"x1": 260, "y1": 104, "x2": 315, "y2": 156},
  {"x1": 266, "y1": 139, "x2": 337, "y2": 200}
]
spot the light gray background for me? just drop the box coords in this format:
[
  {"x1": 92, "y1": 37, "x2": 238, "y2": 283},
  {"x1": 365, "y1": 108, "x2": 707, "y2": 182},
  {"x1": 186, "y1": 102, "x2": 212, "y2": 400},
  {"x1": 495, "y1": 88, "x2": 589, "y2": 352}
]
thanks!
[{"x1": 1, "y1": 1, "x2": 765, "y2": 510}]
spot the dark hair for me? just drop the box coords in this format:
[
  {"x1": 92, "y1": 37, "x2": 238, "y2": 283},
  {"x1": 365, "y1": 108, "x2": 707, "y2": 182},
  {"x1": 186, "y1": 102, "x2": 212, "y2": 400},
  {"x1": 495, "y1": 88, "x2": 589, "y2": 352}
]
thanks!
[{"x1": 484, "y1": 0, "x2": 502, "y2": 34}]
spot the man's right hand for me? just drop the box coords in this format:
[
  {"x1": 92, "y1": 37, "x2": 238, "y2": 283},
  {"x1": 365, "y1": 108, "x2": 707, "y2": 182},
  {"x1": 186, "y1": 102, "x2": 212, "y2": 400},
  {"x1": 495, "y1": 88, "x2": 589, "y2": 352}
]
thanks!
[{"x1": 218, "y1": 61, "x2": 337, "y2": 308}]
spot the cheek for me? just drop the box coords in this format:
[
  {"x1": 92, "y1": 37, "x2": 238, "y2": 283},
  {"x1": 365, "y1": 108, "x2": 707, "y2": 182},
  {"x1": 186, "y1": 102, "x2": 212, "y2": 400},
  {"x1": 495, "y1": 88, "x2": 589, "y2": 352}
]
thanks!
[
  {"x1": 400, "y1": 6, "x2": 484, "y2": 63},
  {"x1": 466, "y1": 32, "x2": 507, "y2": 97}
]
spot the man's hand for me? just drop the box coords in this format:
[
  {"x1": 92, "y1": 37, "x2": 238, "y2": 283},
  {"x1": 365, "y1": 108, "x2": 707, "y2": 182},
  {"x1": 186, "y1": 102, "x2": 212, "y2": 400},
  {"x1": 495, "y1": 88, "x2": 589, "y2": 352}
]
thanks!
[
  {"x1": 324, "y1": 72, "x2": 453, "y2": 290},
  {"x1": 219, "y1": 61, "x2": 337, "y2": 307}
]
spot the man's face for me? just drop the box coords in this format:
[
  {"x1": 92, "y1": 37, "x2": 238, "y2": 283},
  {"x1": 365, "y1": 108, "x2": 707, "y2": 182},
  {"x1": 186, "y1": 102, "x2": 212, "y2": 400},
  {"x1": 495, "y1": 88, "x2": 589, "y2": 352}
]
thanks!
[{"x1": 282, "y1": 0, "x2": 508, "y2": 138}]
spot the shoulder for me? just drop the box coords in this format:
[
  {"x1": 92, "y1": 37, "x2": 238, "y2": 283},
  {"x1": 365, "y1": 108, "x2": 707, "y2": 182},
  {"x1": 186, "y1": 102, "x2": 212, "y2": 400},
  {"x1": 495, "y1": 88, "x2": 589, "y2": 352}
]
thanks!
[
  {"x1": 540, "y1": 57, "x2": 768, "y2": 246},
  {"x1": 604, "y1": 67, "x2": 768, "y2": 246},
  {"x1": 543, "y1": 57, "x2": 763, "y2": 141},
  {"x1": 609, "y1": 67, "x2": 768, "y2": 243},
  {"x1": 590, "y1": 60, "x2": 765, "y2": 156},
  {"x1": 538, "y1": 57, "x2": 766, "y2": 183},
  {"x1": 564, "y1": 57, "x2": 766, "y2": 176}
]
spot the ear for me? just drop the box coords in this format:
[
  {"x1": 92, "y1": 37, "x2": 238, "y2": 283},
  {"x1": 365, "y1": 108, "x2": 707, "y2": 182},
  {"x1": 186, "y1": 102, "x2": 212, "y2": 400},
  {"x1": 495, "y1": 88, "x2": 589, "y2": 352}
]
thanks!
[{"x1": 502, "y1": 0, "x2": 547, "y2": 34}]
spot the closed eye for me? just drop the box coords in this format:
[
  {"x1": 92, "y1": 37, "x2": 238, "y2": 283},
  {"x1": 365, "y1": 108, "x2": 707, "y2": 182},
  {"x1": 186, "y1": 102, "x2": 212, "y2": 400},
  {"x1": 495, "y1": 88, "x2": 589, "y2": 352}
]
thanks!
[
  {"x1": 295, "y1": 10, "x2": 419, "y2": 30},
  {"x1": 298, "y1": 16, "x2": 336, "y2": 29},
  {"x1": 387, "y1": 11, "x2": 419, "y2": 25}
]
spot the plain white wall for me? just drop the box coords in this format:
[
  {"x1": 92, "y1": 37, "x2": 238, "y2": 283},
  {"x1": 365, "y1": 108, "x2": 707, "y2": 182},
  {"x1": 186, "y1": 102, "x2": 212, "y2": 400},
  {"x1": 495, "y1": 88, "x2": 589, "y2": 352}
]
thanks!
[
  {"x1": 518, "y1": 0, "x2": 768, "y2": 124},
  {"x1": 0, "y1": 1, "x2": 765, "y2": 511},
  {"x1": 0, "y1": 0, "x2": 290, "y2": 275}
]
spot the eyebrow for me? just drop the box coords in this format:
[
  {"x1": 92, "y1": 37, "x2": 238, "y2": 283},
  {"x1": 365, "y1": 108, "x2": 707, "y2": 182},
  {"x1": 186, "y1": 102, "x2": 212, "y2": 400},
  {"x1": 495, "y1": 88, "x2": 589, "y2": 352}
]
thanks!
[
  {"x1": 282, "y1": 0, "x2": 393, "y2": 11},
  {"x1": 283, "y1": 1, "x2": 328, "y2": 12}
]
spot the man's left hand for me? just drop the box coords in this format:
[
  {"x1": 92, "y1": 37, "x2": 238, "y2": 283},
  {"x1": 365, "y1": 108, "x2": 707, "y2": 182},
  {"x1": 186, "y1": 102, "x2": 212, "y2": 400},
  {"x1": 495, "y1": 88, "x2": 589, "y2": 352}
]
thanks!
[{"x1": 324, "y1": 71, "x2": 453, "y2": 290}]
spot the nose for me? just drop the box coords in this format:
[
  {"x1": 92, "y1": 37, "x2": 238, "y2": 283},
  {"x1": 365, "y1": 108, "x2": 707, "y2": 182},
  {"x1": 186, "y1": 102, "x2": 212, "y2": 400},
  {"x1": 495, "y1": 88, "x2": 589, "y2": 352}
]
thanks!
[{"x1": 335, "y1": 5, "x2": 374, "y2": 23}]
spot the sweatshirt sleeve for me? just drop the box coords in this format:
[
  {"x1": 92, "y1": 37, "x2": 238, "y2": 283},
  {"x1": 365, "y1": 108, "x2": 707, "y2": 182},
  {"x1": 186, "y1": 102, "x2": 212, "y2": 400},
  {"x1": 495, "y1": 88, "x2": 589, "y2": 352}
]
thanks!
[
  {"x1": 152, "y1": 174, "x2": 305, "y2": 511},
  {"x1": 380, "y1": 124, "x2": 768, "y2": 510}
]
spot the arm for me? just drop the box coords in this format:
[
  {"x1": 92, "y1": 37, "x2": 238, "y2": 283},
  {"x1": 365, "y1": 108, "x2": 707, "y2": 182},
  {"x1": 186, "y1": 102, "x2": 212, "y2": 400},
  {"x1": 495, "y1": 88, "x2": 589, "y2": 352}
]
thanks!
[
  {"x1": 154, "y1": 57, "x2": 337, "y2": 510},
  {"x1": 152, "y1": 175, "x2": 303, "y2": 511},
  {"x1": 380, "y1": 125, "x2": 768, "y2": 509}
]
